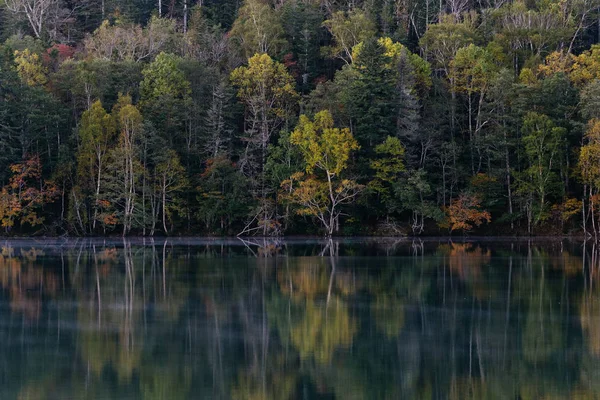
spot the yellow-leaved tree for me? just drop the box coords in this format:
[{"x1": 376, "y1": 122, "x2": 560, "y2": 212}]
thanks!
[
  {"x1": 282, "y1": 110, "x2": 362, "y2": 236},
  {"x1": 231, "y1": 53, "x2": 298, "y2": 236},
  {"x1": 579, "y1": 119, "x2": 600, "y2": 238},
  {"x1": 13, "y1": 49, "x2": 47, "y2": 86},
  {"x1": 75, "y1": 100, "x2": 116, "y2": 232}
]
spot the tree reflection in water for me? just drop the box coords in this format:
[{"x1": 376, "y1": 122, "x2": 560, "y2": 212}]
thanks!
[{"x1": 0, "y1": 238, "x2": 598, "y2": 398}]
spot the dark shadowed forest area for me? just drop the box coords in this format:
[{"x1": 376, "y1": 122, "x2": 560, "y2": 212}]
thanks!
[{"x1": 1, "y1": 0, "x2": 600, "y2": 236}]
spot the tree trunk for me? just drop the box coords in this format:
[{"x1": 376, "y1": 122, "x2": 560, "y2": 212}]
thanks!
[
  {"x1": 93, "y1": 152, "x2": 102, "y2": 231},
  {"x1": 504, "y1": 129, "x2": 513, "y2": 229},
  {"x1": 162, "y1": 176, "x2": 168, "y2": 234},
  {"x1": 183, "y1": 0, "x2": 188, "y2": 33},
  {"x1": 583, "y1": 184, "x2": 587, "y2": 237}
]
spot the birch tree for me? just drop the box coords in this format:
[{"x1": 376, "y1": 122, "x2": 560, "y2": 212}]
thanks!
[
  {"x1": 76, "y1": 100, "x2": 116, "y2": 232},
  {"x1": 229, "y1": 0, "x2": 287, "y2": 59},
  {"x1": 230, "y1": 53, "x2": 297, "y2": 235},
  {"x1": 283, "y1": 110, "x2": 363, "y2": 236},
  {"x1": 112, "y1": 95, "x2": 142, "y2": 235},
  {"x1": 4, "y1": 0, "x2": 56, "y2": 38}
]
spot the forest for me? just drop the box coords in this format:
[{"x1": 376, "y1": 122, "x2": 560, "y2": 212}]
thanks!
[{"x1": 1, "y1": 0, "x2": 600, "y2": 236}]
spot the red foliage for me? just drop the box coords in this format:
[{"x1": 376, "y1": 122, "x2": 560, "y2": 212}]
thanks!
[
  {"x1": 313, "y1": 75, "x2": 328, "y2": 85},
  {"x1": 43, "y1": 44, "x2": 75, "y2": 70},
  {"x1": 283, "y1": 53, "x2": 299, "y2": 78}
]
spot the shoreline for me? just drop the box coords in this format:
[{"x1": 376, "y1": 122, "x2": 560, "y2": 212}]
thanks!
[{"x1": 0, "y1": 235, "x2": 587, "y2": 242}]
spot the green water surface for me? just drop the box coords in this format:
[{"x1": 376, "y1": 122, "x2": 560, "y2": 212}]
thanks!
[{"x1": 0, "y1": 238, "x2": 596, "y2": 399}]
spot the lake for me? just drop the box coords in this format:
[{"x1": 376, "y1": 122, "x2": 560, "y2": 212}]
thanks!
[{"x1": 0, "y1": 237, "x2": 597, "y2": 399}]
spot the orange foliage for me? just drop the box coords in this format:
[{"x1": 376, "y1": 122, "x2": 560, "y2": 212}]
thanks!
[
  {"x1": 469, "y1": 172, "x2": 497, "y2": 188},
  {"x1": 0, "y1": 247, "x2": 59, "y2": 321},
  {"x1": 442, "y1": 243, "x2": 491, "y2": 280},
  {"x1": 102, "y1": 213, "x2": 118, "y2": 226},
  {"x1": 538, "y1": 47, "x2": 600, "y2": 87},
  {"x1": 441, "y1": 194, "x2": 491, "y2": 233},
  {"x1": 440, "y1": 242, "x2": 493, "y2": 299},
  {"x1": 96, "y1": 199, "x2": 117, "y2": 227},
  {"x1": 551, "y1": 198, "x2": 582, "y2": 225},
  {"x1": 0, "y1": 155, "x2": 58, "y2": 231}
]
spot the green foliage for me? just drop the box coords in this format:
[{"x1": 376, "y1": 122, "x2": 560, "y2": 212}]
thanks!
[
  {"x1": 154, "y1": 149, "x2": 188, "y2": 233},
  {"x1": 229, "y1": 0, "x2": 287, "y2": 59},
  {"x1": 323, "y1": 9, "x2": 376, "y2": 64},
  {"x1": 196, "y1": 156, "x2": 252, "y2": 233},
  {"x1": 340, "y1": 38, "x2": 398, "y2": 148},
  {"x1": 230, "y1": 52, "x2": 298, "y2": 190},
  {"x1": 77, "y1": 100, "x2": 116, "y2": 182},
  {"x1": 450, "y1": 44, "x2": 496, "y2": 98},
  {"x1": 419, "y1": 14, "x2": 477, "y2": 73},
  {"x1": 580, "y1": 79, "x2": 600, "y2": 120},
  {"x1": 279, "y1": 0, "x2": 325, "y2": 92},
  {"x1": 0, "y1": 51, "x2": 67, "y2": 179},
  {"x1": 369, "y1": 136, "x2": 406, "y2": 199},
  {"x1": 140, "y1": 52, "x2": 191, "y2": 100},
  {"x1": 518, "y1": 112, "x2": 566, "y2": 225},
  {"x1": 372, "y1": 136, "x2": 406, "y2": 182},
  {"x1": 579, "y1": 120, "x2": 600, "y2": 188},
  {"x1": 140, "y1": 52, "x2": 191, "y2": 149}
]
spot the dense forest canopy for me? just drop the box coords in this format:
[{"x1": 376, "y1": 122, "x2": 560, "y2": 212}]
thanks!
[{"x1": 1, "y1": 0, "x2": 600, "y2": 236}]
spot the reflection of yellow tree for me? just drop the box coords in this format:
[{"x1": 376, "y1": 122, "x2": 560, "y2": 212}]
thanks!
[
  {"x1": 520, "y1": 384, "x2": 582, "y2": 400},
  {"x1": 290, "y1": 299, "x2": 357, "y2": 364},
  {"x1": 140, "y1": 364, "x2": 191, "y2": 400},
  {"x1": 78, "y1": 310, "x2": 117, "y2": 375},
  {"x1": 451, "y1": 375, "x2": 523, "y2": 399},
  {"x1": 78, "y1": 301, "x2": 143, "y2": 383},
  {"x1": 278, "y1": 258, "x2": 330, "y2": 301},
  {"x1": 569, "y1": 389, "x2": 600, "y2": 399},
  {"x1": 16, "y1": 375, "x2": 62, "y2": 400},
  {"x1": 449, "y1": 377, "x2": 487, "y2": 400},
  {"x1": 78, "y1": 245, "x2": 144, "y2": 384},
  {"x1": 574, "y1": 353, "x2": 600, "y2": 400},
  {"x1": 580, "y1": 291, "x2": 600, "y2": 356},
  {"x1": 550, "y1": 251, "x2": 582, "y2": 277},
  {"x1": 371, "y1": 294, "x2": 405, "y2": 339},
  {"x1": 153, "y1": 250, "x2": 189, "y2": 323},
  {"x1": 230, "y1": 367, "x2": 295, "y2": 400},
  {"x1": 18, "y1": 387, "x2": 45, "y2": 400},
  {"x1": 277, "y1": 257, "x2": 356, "y2": 302},
  {"x1": 522, "y1": 294, "x2": 563, "y2": 364}
]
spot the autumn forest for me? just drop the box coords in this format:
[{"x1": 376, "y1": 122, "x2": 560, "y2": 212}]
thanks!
[{"x1": 1, "y1": 0, "x2": 600, "y2": 236}]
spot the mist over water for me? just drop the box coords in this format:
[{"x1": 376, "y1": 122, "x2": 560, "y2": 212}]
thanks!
[{"x1": 0, "y1": 238, "x2": 597, "y2": 399}]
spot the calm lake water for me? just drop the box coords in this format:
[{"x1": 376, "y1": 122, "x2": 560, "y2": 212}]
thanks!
[{"x1": 0, "y1": 237, "x2": 598, "y2": 399}]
